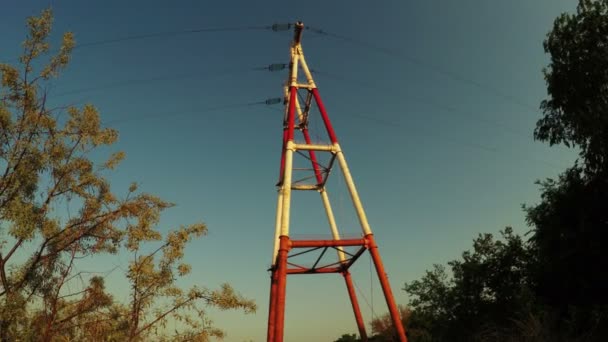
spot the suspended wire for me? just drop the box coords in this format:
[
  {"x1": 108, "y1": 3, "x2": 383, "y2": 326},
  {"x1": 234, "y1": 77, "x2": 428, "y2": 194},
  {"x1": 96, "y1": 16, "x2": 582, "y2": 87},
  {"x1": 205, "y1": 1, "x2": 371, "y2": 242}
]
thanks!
[
  {"x1": 42, "y1": 61, "x2": 284, "y2": 128},
  {"x1": 275, "y1": 64, "x2": 510, "y2": 145},
  {"x1": 104, "y1": 100, "x2": 277, "y2": 127},
  {"x1": 59, "y1": 20, "x2": 543, "y2": 146},
  {"x1": 76, "y1": 22, "x2": 300, "y2": 50},
  {"x1": 119, "y1": 54, "x2": 560, "y2": 170},
  {"x1": 312, "y1": 69, "x2": 530, "y2": 139},
  {"x1": 303, "y1": 69, "x2": 567, "y2": 168},
  {"x1": 2, "y1": 18, "x2": 540, "y2": 120},
  {"x1": 74, "y1": 22, "x2": 301, "y2": 50},
  {"x1": 353, "y1": 273, "x2": 377, "y2": 321},
  {"x1": 267, "y1": 105, "x2": 554, "y2": 168},
  {"x1": 345, "y1": 109, "x2": 502, "y2": 153},
  {"x1": 305, "y1": 25, "x2": 540, "y2": 113},
  {"x1": 347, "y1": 105, "x2": 566, "y2": 168},
  {"x1": 36, "y1": 30, "x2": 563, "y2": 170},
  {"x1": 265, "y1": 68, "x2": 564, "y2": 169},
  {"x1": 0, "y1": 23, "x2": 293, "y2": 63},
  {"x1": 53, "y1": 64, "x2": 278, "y2": 98},
  {"x1": 49, "y1": 61, "x2": 530, "y2": 153},
  {"x1": 75, "y1": 25, "x2": 272, "y2": 49}
]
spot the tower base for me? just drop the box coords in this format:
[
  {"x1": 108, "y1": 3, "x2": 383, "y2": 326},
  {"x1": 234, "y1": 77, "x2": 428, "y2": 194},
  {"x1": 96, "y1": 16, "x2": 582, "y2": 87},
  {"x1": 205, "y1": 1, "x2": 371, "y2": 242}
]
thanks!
[{"x1": 266, "y1": 234, "x2": 407, "y2": 342}]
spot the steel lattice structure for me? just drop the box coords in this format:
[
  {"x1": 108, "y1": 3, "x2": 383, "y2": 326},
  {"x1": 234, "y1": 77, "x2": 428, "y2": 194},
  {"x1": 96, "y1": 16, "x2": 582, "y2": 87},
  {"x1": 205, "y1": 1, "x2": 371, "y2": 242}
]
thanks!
[{"x1": 266, "y1": 22, "x2": 407, "y2": 342}]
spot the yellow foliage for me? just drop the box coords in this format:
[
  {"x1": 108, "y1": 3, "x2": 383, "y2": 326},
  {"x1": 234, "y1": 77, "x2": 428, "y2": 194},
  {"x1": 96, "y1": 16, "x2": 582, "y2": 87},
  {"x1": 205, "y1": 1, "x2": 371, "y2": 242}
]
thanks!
[{"x1": 0, "y1": 8, "x2": 256, "y2": 341}]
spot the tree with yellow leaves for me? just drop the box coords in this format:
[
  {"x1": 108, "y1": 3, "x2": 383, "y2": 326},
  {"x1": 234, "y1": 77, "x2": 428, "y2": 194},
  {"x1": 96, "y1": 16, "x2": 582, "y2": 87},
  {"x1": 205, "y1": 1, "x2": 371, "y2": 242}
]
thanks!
[{"x1": 0, "y1": 9, "x2": 255, "y2": 341}]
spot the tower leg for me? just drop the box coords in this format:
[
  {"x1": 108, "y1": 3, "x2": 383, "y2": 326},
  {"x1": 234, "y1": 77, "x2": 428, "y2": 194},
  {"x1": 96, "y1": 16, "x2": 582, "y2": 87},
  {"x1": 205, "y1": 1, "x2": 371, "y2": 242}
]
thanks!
[
  {"x1": 267, "y1": 270, "x2": 278, "y2": 342},
  {"x1": 267, "y1": 23, "x2": 406, "y2": 340},
  {"x1": 366, "y1": 234, "x2": 408, "y2": 342},
  {"x1": 343, "y1": 271, "x2": 368, "y2": 342},
  {"x1": 273, "y1": 236, "x2": 290, "y2": 342}
]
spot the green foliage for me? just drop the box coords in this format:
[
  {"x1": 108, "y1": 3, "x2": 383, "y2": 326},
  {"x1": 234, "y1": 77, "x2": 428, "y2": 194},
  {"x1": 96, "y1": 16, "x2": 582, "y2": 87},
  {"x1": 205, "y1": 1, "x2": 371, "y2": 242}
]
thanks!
[
  {"x1": 334, "y1": 333, "x2": 361, "y2": 342},
  {"x1": 526, "y1": 0, "x2": 608, "y2": 338},
  {"x1": 403, "y1": 229, "x2": 535, "y2": 342},
  {"x1": 124, "y1": 223, "x2": 256, "y2": 341},
  {"x1": 538, "y1": 0, "x2": 608, "y2": 176},
  {"x1": 524, "y1": 165, "x2": 608, "y2": 337},
  {"x1": 369, "y1": 305, "x2": 433, "y2": 342},
  {"x1": 337, "y1": 1, "x2": 608, "y2": 341},
  {"x1": 397, "y1": 218, "x2": 607, "y2": 342},
  {"x1": 0, "y1": 8, "x2": 255, "y2": 341}
]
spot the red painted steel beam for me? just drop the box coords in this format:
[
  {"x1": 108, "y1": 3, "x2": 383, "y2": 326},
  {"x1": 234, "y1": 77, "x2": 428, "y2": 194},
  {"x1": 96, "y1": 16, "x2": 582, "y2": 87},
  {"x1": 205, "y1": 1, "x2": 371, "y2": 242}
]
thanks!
[
  {"x1": 290, "y1": 238, "x2": 366, "y2": 248},
  {"x1": 267, "y1": 271, "x2": 278, "y2": 342},
  {"x1": 301, "y1": 128, "x2": 324, "y2": 185},
  {"x1": 273, "y1": 236, "x2": 290, "y2": 342},
  {"x1": 278, "y1": 129, "x2": 288, "y2": 185},
  {"x1": 366, "y1": 234, "x2": 408, "y2": 342},
  {"x1": 286, "y1": 266, "x2": 342, "y2": 274},
  {"x1": 312, "y1": 88, "x2": 338, "y2": 144},
  {"x1": 343, "y1": 271, "x2": 368, "y2": 342},
  {"x1": 287, "y1": 87, "x2": 297, "y2": 141}
]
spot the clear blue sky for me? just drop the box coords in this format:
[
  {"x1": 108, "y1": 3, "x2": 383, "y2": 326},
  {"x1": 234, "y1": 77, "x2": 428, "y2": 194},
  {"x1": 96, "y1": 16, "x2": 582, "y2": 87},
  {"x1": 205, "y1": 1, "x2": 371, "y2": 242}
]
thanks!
[{"x1": 1, "y1": 1, "x2": 578, "y2": 341}]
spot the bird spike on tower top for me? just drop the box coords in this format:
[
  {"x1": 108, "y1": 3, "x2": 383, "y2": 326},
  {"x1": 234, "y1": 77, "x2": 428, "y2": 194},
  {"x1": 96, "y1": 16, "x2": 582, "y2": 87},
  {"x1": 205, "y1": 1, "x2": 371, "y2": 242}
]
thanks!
[{"x1": 293, "y1": 21, "x2": 304, "y2": 44}]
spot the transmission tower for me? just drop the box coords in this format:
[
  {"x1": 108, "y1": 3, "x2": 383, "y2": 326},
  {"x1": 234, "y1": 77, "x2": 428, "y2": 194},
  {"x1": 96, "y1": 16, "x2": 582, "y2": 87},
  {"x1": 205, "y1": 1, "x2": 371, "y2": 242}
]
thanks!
[{"x1": 266, "y1": 22, "x2": 407, "y2": 342}]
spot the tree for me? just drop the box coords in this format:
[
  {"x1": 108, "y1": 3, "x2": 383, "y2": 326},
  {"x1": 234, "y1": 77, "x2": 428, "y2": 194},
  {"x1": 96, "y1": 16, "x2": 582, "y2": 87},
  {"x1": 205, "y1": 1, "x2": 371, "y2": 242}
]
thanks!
[
  {"x1": 403, "y1": 228, "x2": 535, "y2": 342},
  {"x1": 120, "y1": 223, "x2": 255, "y2": 341},
  {"x1": 0, "y1": 9, "x2": 255, "y2": 341},
  {"x1": 337, "y1": 230, "x2": 535, "y2": 342},
  {"x1": 369, "y1": 305, "x2": 434, "y2": 342},
  {"x1": 524, "y1": 0, "x2": 608, "y2": 337},
  {"x1": 391, "y1": 3, "x2": 608, "y2": 339},
  {"x1": 524, "y1": 169, "x2": 608, "y2": 339},
  {"x1": 334, "y1": 333, "x2": 361, "y2": 342},
  {"x1": 537, "y1": 0, "x2": 608, "y2": 177}
]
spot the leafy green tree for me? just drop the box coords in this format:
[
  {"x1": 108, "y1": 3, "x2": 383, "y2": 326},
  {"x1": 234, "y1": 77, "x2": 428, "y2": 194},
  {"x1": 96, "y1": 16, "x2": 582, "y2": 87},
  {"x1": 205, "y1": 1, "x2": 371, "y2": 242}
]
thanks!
[
  {"x1": 525, "y1": 0, "x2": 608, "y2": 337},
  {"x1": 334, "y1": 333, "x2": 361, "y2": 342},
  {"x1": 368, "y1": 305, "x2": 432, "y2": 342},
  {"x1": 121, "y1": 221, "x2": 256, "y2": 341},
  {"x1": 395, "y1": 2, "x2": 608, "y2": 339},
  {"x1": 370, "y1": 307, "x2": 407, "y2": 341},
  {"x1": 0, "y1": 9, "x2": 255, "y2": 341},
  {"x1": 525, "y1": 168, "x2": 608, "y2": 328},
  {"x1": 538, "y1": 0, "x2": 608, "y2": 177},
  {"x1": 403, "y1": 228, "x2": 535, "y2": 342}
]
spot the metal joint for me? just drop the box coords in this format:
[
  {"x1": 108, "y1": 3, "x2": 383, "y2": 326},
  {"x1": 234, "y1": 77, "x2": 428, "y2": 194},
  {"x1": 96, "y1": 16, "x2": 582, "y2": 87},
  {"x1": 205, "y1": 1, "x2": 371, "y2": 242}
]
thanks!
[{"x1": 285, "y1": 140, "x2": 296, "y2": 151}]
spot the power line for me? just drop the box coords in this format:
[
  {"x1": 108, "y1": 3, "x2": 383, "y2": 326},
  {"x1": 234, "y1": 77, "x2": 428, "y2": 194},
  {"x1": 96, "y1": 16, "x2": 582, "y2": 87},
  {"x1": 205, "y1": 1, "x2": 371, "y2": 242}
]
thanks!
[
  {"x1": 352, "y1": 272, "x2": 377, "y2": 322},
  {"x1": 263, "y1": 65, "x2": 533, "y2": 142},
  {"x1": 52, "y1": 65, "x2": 277, "y2": 98},
  {"x1": 305, "y1": 25, "x2": 541, "y2": 113},
  {"x1": 3, "y1": 12, "x2": 564, "y2": 170},
  {"x1": 51, "y1": 62, "x2": 532, "y2": 146},
  {"x1": 262, "y1": 72, "x2": 565, "y2": 169},
  {"x1": 343, "y1": 105, "x2": 564, "y2": 168},
  {"x1": 262, "y1": 62, "x2": 566, "y2": 168},
  {"x1": 312, "y1": 69, "x2": 532, "y2": 139},
  {"x1": 74, "y1": 25, "x2": 272, "y2": 49},
  {"x1": 265, "y1": 94, "x2": 564, "y2": 169},
  {"x1": 2, "y1": 18, "x2": 542, "y2": 120},
  {"x1": 103, "y1": 99, "x2": 279, "y2": 127},
  {"x1": 1, "y1": 23, "x2": 292, "y2": 63}
]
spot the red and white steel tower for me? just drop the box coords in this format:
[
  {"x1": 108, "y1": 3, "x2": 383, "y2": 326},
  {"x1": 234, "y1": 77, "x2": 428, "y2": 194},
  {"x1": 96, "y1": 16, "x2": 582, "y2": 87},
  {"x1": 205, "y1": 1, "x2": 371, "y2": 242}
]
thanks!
[{"x1": 266, "y1": 22, "x2": 408, "y2": 342}]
